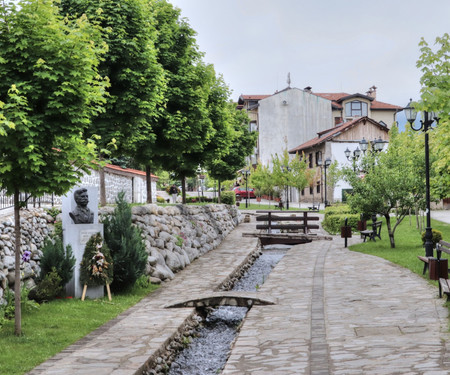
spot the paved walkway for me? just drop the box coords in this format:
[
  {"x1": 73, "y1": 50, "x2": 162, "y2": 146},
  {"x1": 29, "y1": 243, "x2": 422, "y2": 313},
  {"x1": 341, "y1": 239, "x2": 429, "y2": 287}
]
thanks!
[{"x1": 27, "y1": 215, "x2": 450, "y2": 375}]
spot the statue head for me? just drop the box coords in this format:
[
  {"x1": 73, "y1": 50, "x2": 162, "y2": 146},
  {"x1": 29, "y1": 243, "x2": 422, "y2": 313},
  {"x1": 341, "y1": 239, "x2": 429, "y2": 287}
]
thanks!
[{"x1": 74, "y1": 188, "x2": 89, "y2": 208}]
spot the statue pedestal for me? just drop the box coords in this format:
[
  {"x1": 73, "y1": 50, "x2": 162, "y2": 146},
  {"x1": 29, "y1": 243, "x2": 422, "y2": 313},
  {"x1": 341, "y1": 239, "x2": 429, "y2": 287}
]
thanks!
[
  {"x1": 64, "y1": 224, "x2": 104, "y2": 299},
  {"x1": 62, "y1": 186, "x2": 104, "y2": 299}
]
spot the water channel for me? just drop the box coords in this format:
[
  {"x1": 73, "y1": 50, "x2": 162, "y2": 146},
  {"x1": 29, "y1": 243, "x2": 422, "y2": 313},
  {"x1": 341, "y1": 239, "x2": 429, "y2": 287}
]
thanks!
[{"x1": 168, "y1": 247, "x2": 289, "y2": 375}]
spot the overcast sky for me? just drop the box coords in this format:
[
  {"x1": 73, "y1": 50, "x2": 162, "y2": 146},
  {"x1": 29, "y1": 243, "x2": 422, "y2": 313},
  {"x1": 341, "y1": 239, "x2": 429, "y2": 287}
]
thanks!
[{"x1": 168, "y1": 0, "x2": 449, "y2": 107}]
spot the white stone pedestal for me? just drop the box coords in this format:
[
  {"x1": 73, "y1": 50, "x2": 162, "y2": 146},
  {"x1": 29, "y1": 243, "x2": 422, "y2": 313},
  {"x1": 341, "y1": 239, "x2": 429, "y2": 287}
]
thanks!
[{"x1": 62, "y1": 186, "x2": 104, "y2": 299}]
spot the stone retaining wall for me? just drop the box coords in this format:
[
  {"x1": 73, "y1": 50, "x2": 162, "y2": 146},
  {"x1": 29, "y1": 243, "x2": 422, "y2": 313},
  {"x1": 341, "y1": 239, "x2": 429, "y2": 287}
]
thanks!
[{"x1": 0, "y1": 204, "x2": 241, "y2": 304}]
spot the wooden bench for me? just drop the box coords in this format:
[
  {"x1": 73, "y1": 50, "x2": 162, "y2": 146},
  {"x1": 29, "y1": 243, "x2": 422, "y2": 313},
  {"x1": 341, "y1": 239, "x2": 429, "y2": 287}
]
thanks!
[
  {"x1": 437, "y1": 240, "x2": 450, "y2": 298},
  {"x1": 255, "y1": 211, "x2": 320, "y2": 234},
  {"x1": 360, "y1": 221, "x2": 382, "y2": 242},
  {"x1": 418, "y1": 240, "x2": 450, "y2": 276}
]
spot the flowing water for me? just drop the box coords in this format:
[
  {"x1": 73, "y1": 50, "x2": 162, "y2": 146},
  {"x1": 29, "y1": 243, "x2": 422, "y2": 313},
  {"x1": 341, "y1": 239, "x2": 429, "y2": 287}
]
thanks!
[{"x1": 168, "y1": 247, "x2": 288, "y2": 375}]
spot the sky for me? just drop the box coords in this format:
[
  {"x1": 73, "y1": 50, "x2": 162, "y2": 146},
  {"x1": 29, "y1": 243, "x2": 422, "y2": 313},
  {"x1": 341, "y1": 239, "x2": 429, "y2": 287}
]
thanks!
[{"x1": 168, "y1": 0, "x2": 449, "y2": 108}]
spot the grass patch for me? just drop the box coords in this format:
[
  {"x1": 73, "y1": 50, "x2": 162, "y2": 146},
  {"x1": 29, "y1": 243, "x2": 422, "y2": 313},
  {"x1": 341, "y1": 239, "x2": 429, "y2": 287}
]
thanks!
[
  {"x1": 0, "y1": 282, "x2": 159, "y2": 375},
  {"x1": 349, "y1": 216, "x2": 450, "y2": 278}
]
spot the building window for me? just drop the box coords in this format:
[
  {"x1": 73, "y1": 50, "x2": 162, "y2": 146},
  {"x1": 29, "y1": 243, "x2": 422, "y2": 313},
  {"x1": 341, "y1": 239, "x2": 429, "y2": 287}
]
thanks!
[
  {"x1": 315, "y1": 151, "x2": 322, "y2": 166},
  {"x1": 345, "y1": 101, "x2": 368, "y2": 117}
]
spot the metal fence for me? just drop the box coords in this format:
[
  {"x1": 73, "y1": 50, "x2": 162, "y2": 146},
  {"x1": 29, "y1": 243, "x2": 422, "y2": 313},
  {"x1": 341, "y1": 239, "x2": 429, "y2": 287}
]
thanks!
[{"x1": 0, "y1": 190, "x2": 56, "y2": 211}]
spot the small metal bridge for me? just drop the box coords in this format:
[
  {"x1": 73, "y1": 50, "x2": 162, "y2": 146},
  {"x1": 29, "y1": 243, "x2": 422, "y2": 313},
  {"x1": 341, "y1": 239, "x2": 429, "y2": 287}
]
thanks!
[{"x1": 165, "y1": 291, "x2": 276, "y2": 309}]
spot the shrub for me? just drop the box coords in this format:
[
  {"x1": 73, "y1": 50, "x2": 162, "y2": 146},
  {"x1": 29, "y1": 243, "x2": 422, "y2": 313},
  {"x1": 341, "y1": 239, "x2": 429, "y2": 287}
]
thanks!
[
  {"x1": 421, "y1": 229, "x2": 443, "y2": 249},
  {"x1": 220, "y1": 191, "x2": 236, "y2": 205},
  {"x1": 39, "y1": 236, "x2": 75, "y2": 287},
  {"x1": 31, "y1": 268, "x2": 63, "y2": 302},
  {"x1": 103, "y1": 192, "x2": 147, "y2": 292},
  {"x1": 322, "y1": 213, "x2": 359, "y2": 234}
]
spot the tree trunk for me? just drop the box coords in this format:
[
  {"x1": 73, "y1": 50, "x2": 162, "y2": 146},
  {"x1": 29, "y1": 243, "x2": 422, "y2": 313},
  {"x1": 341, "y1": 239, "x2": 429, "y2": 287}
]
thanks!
[
  {"x1": 384, "y1": 213, "x2": 396, "y2": 248},
  {"x1": 218, "y1": 181, "x2": 221, "y2": 204},
  {"x1": 99, "y1": 166, "x2": 107, "y2": 206},
  {"x1": 146, "y1": 165, "x2": 153, "y2": 204},
  {"x1": 14, "y1": 189, "x2": 22, "y2": 336},
  {"x1": 181, "y1": 175, "x2": 186, "y2": 204}
]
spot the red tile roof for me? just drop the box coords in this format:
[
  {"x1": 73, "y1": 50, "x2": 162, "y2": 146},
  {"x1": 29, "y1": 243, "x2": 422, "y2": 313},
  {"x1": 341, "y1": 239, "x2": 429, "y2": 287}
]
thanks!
[
  {"x1": 288, "y1": 117, "x2": 388, "y2": 154},
  {"x1": 104, "y1": 164, "x2": 158, "y2": 179},
  {"x1": 314, "y1": 92, "x2": 402, "y2": 110}
]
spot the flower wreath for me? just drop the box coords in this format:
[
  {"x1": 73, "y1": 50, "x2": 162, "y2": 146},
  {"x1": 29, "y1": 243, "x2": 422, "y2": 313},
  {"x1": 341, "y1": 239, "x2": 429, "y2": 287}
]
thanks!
[{"x1": 80, "y1": 233, "x2": 113, "y2": 287}]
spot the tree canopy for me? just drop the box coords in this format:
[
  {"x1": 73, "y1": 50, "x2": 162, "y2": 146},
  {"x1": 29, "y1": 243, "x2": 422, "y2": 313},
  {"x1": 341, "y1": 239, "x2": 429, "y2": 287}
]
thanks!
[{"x1": 0, "y1": 0, "x2": 108, "y2": 335}]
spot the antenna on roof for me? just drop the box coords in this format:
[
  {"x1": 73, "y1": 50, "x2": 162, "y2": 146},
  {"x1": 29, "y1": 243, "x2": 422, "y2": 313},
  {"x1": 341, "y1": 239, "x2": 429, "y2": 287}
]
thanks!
[{"x1": 287, "y1": 72, "x2": 291, "y2": 88}]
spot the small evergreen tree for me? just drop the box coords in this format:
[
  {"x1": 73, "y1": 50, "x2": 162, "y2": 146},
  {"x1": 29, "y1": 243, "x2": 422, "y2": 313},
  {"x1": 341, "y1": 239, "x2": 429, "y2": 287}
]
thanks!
[
  {"x1": 80, "y1": 233, "x2": 113, "y2": 287},
  {"x1": 39, "y1": 237, "x2": 75, "y2": 287},
  {"x1": 103, "y1": 192, "x2": 147, "y2": 292}
]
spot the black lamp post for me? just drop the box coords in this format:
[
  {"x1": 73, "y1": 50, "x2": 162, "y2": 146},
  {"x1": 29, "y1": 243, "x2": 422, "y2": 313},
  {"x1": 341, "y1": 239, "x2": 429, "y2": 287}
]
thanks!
[
  {"x1": 242, "y1": 169, "x2": 250, "y2": 208},
  {"x1": 404, "y1": 99, "x2": 439, "y2": 258},
  {"x1": 324, "y1": 157, "x2": 331, "y2": 206},
  {"x1": 281, "y1": 165, "x2": 291, "y2": 209}
]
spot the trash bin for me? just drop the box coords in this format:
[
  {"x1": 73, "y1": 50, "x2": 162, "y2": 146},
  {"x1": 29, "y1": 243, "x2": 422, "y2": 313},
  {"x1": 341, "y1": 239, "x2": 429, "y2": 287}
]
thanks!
[{"x1": 429, "y1": 258, "x2": 448, "y2": 281}]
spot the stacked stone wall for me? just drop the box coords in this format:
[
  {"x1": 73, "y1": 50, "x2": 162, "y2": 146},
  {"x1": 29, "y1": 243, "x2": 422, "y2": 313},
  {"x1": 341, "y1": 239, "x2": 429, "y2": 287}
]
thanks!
[{"x1": 0, "y1": 204, "x2": 241, "y2": 304}]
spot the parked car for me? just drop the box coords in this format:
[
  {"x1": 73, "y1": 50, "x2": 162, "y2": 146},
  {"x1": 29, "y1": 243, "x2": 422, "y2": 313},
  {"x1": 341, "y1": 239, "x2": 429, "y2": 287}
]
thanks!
[{"x1": 232, "y1": 187, "x2": 256, "y2": 198}]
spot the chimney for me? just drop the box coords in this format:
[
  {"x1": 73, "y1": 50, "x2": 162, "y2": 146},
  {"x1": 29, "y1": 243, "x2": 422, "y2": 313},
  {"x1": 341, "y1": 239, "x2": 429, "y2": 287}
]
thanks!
[{"x1": 367, "y1": 85, "x2": 377, "y2": 99}]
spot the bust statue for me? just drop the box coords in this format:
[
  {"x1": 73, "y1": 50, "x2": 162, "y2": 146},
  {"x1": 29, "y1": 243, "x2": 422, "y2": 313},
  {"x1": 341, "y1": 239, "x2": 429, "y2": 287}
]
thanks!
[{"x1": 69, "y1": 188, "x2": 94, "y2": 224}]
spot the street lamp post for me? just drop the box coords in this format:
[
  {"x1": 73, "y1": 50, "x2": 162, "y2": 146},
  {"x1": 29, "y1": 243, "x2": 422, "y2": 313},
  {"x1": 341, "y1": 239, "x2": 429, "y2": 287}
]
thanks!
[
  {"x1": 404, "y1": 99, "x2": 439, "y2": 258},
  {"x1": 281, "y1": 165, "x2": 291, "y2": 210},
  {"x1": 324, "y1": 158, "x2": 331, "y2": 206},
  {"x1": 242, "y1": 169, "x2": 250, "y2": 208}
]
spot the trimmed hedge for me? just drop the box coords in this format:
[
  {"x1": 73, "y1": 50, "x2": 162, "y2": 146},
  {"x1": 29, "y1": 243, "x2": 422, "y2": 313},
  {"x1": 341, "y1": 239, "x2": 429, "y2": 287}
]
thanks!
[
  {"x1": 322, "y1": 213, "x2": 360, "y2": 234},
  {"x1": 322, "y1": 204, "x2": 359, "y2": 234}
]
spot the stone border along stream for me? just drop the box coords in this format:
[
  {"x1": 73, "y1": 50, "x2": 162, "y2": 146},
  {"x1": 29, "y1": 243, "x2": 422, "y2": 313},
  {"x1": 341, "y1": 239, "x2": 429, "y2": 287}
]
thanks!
[{"x1": 142, "y1": 248, "x2": 263, "y2": 375}]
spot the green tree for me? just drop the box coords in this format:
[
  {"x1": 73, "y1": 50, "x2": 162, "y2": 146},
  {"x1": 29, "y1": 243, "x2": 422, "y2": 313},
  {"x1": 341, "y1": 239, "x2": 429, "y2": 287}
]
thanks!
[
  {"x1": 103, "y1": 192, "x2": 147, "y2": 292},
  {"x1": 59, "y1": 0, "x2": 167, "y2": 205},
  {"x1": 144, "y1": 0, "x2": 216, "y2": 202},
  {"x1": 0, "y1": 0, "x2": 107, "y2": 335},
  {"x1": 415, "y1": 33, "x2": 450, "y2": 198},
  {"x1": 342, "y1": 126, "x2": 425, "y2": 248},
  {"x1": 207, "y1": 103, "x2": 256, "y2": 202}
]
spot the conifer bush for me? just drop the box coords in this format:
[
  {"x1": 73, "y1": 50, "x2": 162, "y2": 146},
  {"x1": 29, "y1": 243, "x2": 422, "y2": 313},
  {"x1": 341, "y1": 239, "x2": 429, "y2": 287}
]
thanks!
[
  {"x1": 103, "y1": 192, "x2": 147, "y2": 292},
  {"x1": 39, "y1": 236, "x2": 75, "y2": 288}
]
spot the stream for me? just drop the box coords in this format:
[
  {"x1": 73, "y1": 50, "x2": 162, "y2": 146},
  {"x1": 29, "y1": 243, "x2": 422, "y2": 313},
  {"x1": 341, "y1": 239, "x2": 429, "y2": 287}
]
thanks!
[{"x1": 168, "y1": 247, "x2": 288, "y2": 375}]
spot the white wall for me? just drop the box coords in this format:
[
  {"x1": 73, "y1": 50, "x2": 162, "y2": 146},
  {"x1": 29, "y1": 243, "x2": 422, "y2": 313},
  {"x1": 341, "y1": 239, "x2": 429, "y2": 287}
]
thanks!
[{"x1": 258, "y1": 88, "x2": 332, "y2": 166}]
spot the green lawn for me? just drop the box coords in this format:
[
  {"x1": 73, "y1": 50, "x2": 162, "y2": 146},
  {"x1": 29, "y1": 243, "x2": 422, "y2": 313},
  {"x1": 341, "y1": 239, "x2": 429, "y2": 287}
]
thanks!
[
  {"x1": 0, "y1": 283, "x2": 159, "y2": 375},
  {"x1": 349, "y1": 215, "x2": 450, "y2": 281}
]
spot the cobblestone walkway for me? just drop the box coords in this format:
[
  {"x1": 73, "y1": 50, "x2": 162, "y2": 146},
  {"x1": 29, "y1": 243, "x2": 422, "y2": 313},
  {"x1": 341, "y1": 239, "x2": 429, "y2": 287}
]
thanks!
[{"x1": 26, "y1": 218, "x2": 450, "y2": 375}]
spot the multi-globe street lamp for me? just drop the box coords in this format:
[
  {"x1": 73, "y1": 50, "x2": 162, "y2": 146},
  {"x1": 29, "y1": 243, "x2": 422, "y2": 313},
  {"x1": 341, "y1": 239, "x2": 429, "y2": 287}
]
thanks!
[{"x1": 404, "y1": 99, "x2": 439, "y2": 258}]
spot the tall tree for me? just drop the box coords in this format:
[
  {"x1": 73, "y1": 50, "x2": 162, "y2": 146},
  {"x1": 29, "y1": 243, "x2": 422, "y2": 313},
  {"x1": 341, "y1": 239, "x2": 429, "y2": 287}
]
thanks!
[
  {"x1": 0, "y1": 0, "x2": 107, "y2": 335},
  {"x1": 415, "y1": 33, "x2": 450, "y2": 198},
  {"x1": 59, "y1": 0, "x2": 166, "y2": 205},
  {"x1": 207, "y1": 104, "x2": 256, "y2": 201},
  {"x1": 143, "y1": 0, "x2": 215, "y2": 202}
]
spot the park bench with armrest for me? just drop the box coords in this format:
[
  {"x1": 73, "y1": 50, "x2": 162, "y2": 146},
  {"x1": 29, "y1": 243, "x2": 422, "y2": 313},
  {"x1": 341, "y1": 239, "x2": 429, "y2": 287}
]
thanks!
[{"x1": 360, "y1": 221, "x2": 382, "y2": 242}]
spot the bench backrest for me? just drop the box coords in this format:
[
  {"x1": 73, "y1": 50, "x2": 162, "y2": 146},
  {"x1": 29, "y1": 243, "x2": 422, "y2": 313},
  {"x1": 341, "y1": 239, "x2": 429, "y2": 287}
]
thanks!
[{"x1": 437, "y1": 240, "x2": 450, "y2": 256}]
